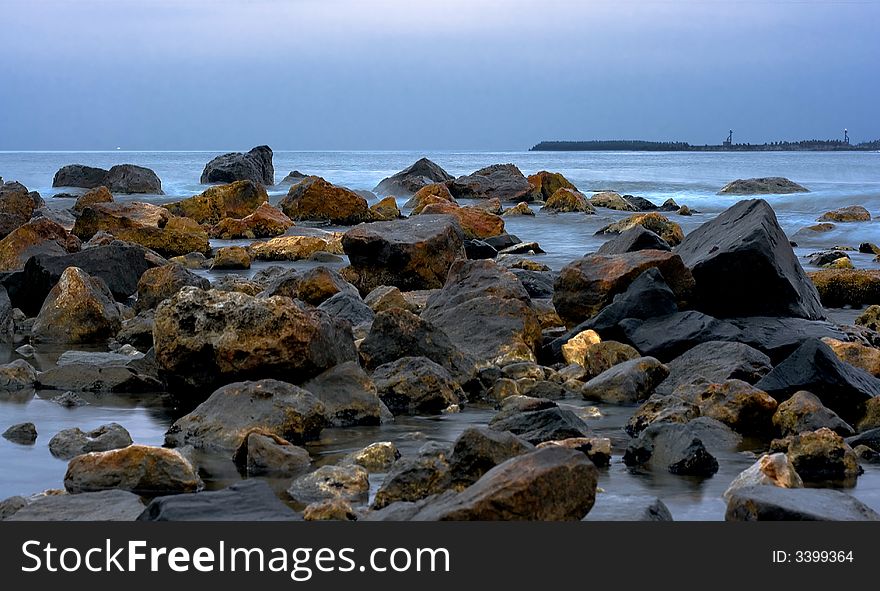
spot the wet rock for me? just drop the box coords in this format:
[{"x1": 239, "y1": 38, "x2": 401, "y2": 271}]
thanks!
[
  {"x1": 419, "y1": 202, "x2": 505, "y2": 240},
  {"x1": 210, "y1": 202, "x2": 292, "y2": 239},
  {"x1": 2, "y1": 422, "x2": 37, "y2": 444},
  {"x1": 64, "y1": 445, "x2": 202, "y2": 495},
  {"x1": 536, "y1": 436, "x2": 611, "y2": 467},
  {"x1": 374, "y1": 158, "x2": 453, "y2": 196},
  {"x1": 526, "y1": 171, "x2": 578, "y2": 201},
  {"x1": 165, "y1": 379, "x2": 326, "y2": 450},
  {"x1": 625, "y1": 394, "x2": 702, "y2": 437},
  {"x1": 154, "y1": 287, "x2": 356, "y2": 391},
  {"x1": 676, "y1": 199, "x2": 824, "y2": 319},
  {"x1": 317, "y1": 291, "x2": 374, "y2": 327},
  {"x1": 7, "y1": 490, "x2": 145, "y2": 521},
  {"x1": 596, "y1": 226, "x2": 671, "y2": 255},
  {"x1": 279, "y1": 176, "x2": 372, "y2": 225},
  {"x1": 166, "y1": 180, "x2": 268, "y2": 225},
  {"x1": 0, "y1": 181, "x2": 44, "y2": 238},
  {"x1": 723, "y1": 453, "x2": 803, "y2": 502},
  {"x1": 463, "y1": 239, "x2": 497, "y2": 260},
  {"x1": 210, "y1": 246, "x2": 251, "y2": 270},
  {"x1": 581, "y1": 357, "x2": 669, "y2": 404},
  {"x1": 553, "y1": 250, "x2": 694, "y2": 327},
  {"x1": 807, "y1": 250, "x2": 851, "y2": 268},
  {"x1": 771, "y1": 427, "x2": 860, "y2": 483},
  {"x1": 857, "y1": 398, "x2": 880, "y2": 432},
  {"x1": 301, "y1": 498, "x2": 357, "y2": 521},
  {"x1": 821, "y1": 337, "x2": 880, "y2": 378},
  {"x1": 52, "y1": 391, "x2": 88, "y2": 407},
  {"x1": 232, "y1": 431, "x2": 311, "y2": 477},
  {"x1": 370, "y1": 196, "x2": 401, "y2": 221},
  {"x1": 48, "y1": 423, "x2": 132, "y2": 459},
  {"x1": 448, "y1": 427, "x2": 534, "y2": 488},
  {"x1": 140, "y1": 480, "x2": 298, "y2": 521},
  {"x1": 135, "y1": 262, "x2": 209, "y2": 312},
  {"x1": 32, "y1": 267, "x2": 122, "y2": 343},
  {"x1": 364, "y1": 285, "x2": 417, "y2": 313},
  {"x1": 449, "y1": 164, "x2": 535, "y2": 202},
  {"x1": 250, "y1": 233, "x2": 343, "y2": 261},
  {"x1": 656, "y1": 341, "x2": 773, "y2": 396},
  {"x1": 37, "y1": 355, "x2": 163, "y2": 393},
  {"x1": 717, "y1": 177, "x2": 808, "y2": 195},
  {"x1": 510, "y1": 269, "x2": 556, "y2": 299},
  {"x1": 341, "y1": 215, "x2": 465, "y2": 293},
  {"x1": 725, "y1": 486, "x2": 878, "y2": 521},
  {"x1": 0, "y1": 359, "x2": 38, "y2": 390},
  {"x1": 289, "y1": 464, "x2": 370, "y2": 504},
  {"x1": 584, "y1": 495, "x2": 673, "y2": 521},
  {"x1": 502, "y1": 202, "x2": 535, "y2": 217},
  {"x1": 302, "y1": 361, "x2": 384, "y2": 427},
  {"x1": 808, "y1": 269, "x2": 880, "y2": 307},
  {"x1": 847, "y1": 427, "x2": 880, "y2": 451},
  {"x1": 860, "y1": 242, "x2": 880, "y2": 255},
  {"x1": 623, "y1": 421, "x2": 720, "y2": 476},
  {"x1": 104, "y1": 165, "x2": 163, "y2": 194},
  {"x1": 0, "y1": 218, "x2": 79, "y2": 271},
  {"x1": 405, "y1": 182, "x2": 457, "y2": 212},
  {"x1": 589, "y1": 191, "x2": 637, "y2": 211},
  {"x1": 541, "y1": 188, "x2": 594, "y2": 213},
  {"x1": 261, "y1": 266, "x2": 356, "y2": 305},
  {"x1": 755, "y1": 338, "x2": 880, "y2": 424},
  {"x1": 200, "y1": 146, "x2": 274, "y2": 185},
  {"x1": 344, "y1": 442, "x2": 400, "y2": 472},
  {"x1": 818, "y1": 205, "x2": 871, "y2": 223},
  {"x1": 52, "y1": 165, "x2": 108, "y2": 189},
  {"x1": 0, "y1": 287, "x2": 12, "y2": 342},
  {"x1": 372, "y1": 356, "x2": 464, "y2": 415},
  {"x1": 624, "y1": 195, "x2": 659, "y2": 211},
  {"x1": 692, "y1": 380, "x2": 778, "y2": 436},
  {"x1": 489, "y1": 403, "x2": 591, "y2": 445},
  {"x1": 372, "y1": 445, "x2": 453, "y2": 509},
  {"x1": 597, "y1": 212, "x2": 684, "y2": 246},
  {"x1": 728, "y1": 316, "x2": 846, "y2": 362},
  {"x1": 72, "y1": 186, "x2": 113, "y2": 212}
]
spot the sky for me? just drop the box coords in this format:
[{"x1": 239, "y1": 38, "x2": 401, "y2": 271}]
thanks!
[{"x1": 1, "y1": 0, "x2": 878, "y2": 150}]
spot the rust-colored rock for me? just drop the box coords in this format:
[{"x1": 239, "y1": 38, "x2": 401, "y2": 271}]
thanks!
[
  {"x1": 209, "y1": 202, "x2": 293, "y2": 239},
  {"x1": 279, "y1": 176, "x2": 372, "y2": 225},
  {"x1": 0, "y1": 217, "x2": 79, "y2": 271},
  {"x1": 165, "y1": 180, "x2": 269, "y2": 225}
]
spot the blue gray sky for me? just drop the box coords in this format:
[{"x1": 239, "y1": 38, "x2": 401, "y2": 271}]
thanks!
[{"x1": 1, "y1": 0, "x2": 878, "y2": 150}]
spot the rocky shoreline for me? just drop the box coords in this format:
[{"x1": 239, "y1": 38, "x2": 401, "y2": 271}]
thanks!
[{"x1": 1, "y1": 148, "x2": 880, "y2": 521}]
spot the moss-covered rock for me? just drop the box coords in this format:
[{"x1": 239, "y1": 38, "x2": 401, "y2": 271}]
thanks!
[
  {"x1": 542, "y1": 188, "x2": 595, "y2": 213},
  {"x1": 527, "y1": 171, "x2": 577, "y2": 201},
  {"x1": 165, "y1": 180, "x2": 268, "y2": 225},
  {"x1": 808, "y1": 269, "x2": 880, "y2": 308},
  {"x1": 818, "y1": 205, "x2": 871, "y2": 223},
  {"x1": 596, "y1": 212, "x2": 684, "y2": 246}
]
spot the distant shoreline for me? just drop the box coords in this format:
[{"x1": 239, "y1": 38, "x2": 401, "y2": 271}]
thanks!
[{"x1": 530, "y1": 139, "x2": 880, "y2": 152}]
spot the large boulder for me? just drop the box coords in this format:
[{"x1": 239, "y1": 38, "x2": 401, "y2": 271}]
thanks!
[
  {"x1": 553, "y1": 250, "x2": 694, "y2": 327},
  {"x1": 233, "y1": 432, "x2": 311, "y2": 477},
  {"x1": 655, "y1": 341, "x2": 773, "y2": 396},
  {"x1": 580, "y1": 356, "x2": 669, "y2": 404},
  {"x1": 260, "y1": 266, "x2": 357, "y2": 306},
  {"x1": 692, "y1": 379, "x2": 779, "y2": 436},
  {"x1": 135, "y1": 262, "x2": 210, "y2": 312},
  {"x1": 301, "y1": 361, "x2": 385, "y2": 427},
  {"x1": 589, "y1": 191, "x2": 637, "y2": 211},
  {"x1": 72, "y1": 202, "x2": 209, "y2": 257},
  {"x1": 200, "y1": 145, "x2": 274, "y2": 185},
  {"x1": 717, "y1": 177, "x2": 808, "y2": 195},
  {"x1": 541, "y1": 188, "x2": 594, "y2": 213},
  {"x1": 405, "y1": 182, "x2": 456, "y2": 211},
  {"x1": 73, "y1": 186, "x2": 113, "y2": 212},
  {"x1": 755, "y1": 338, "x2": 880, "y2": 423},
  {"x1": 448, "y1": 427, "x2": 534, "y2": 488},
  {"x1": 165, "y1": 379, "x2": 326, "y2": 450},
  {"x1": 772, "y1": 390, "x2": 855, "y2": 437},
  {"x1": 675, "y1": 199, "x2": 824, "y2": 319},
  {"x1": 250, "y1": 232, "x2": 343, "y2": 261},
  {"x1": 808, "y1": 269, "x2": 880, "y2": 308},
  {"x1": 725, "y1": 486, "x2": 879, "y2": 521},
  {"x1": 341, "y1": 214, "x2": 466, "y2": 294},
  {"x1": 153, "y1": 287, "x2": 357, "y2": 391},
  {"x1": 48, "y1": 423, "x2": 132, "y2": 460},
  {"x1": 596, "y1": 226, "x2": 671, "y2": 255},
  {"x1": 622, "y1": 420, "x2": 729, "y2": 476},
  {"x1": 64, "y1": 445, "x2": 202, "y2": 495},
  {"x1": 421, "y1": 259, "x2": 541, "y2": 366},
  {"x1": 31, "y1": 267, "x2": 122, "y2": 343},
  {"x1": 527, "y1": 171, "x2": 578, "y2": 201},
  {"x1": 372, "y1": 356, "x2": 464, "y2": 415},
  {"x1": 449, "y1": 164, "x2": 535, "y2": 203},
  {"x1": 104, "y1": 165, "x2": 163, "y2": 194},
  {"x1": 372, "y1": 446, "x2": 453, "y2": 509},
  {"x1": 771, "y1": 427, "x2": 860, "y2": 483},
  {"x1": 165, "y1": 180, "x2": 268, "y2": 225},
  {"x1": 279, "y1": 176, "x2": 372, "y2": 225},
  {"x1": 0, "y1": 181, "x2": 44, "y2": 238},
  {"x1": 210, "y1": 202, "x2": 293, "y2": 239},
  {"x1": 52, "y1": 165, "x2": 108, "y2": 189},
  {"x1": 418, "y1": 202, "x2": 505, "y2": 239},
  {"x1": 0, "y1": 218, "x2": 79, "y2": 271},
  {"x1": 139, "y1": 480, "x2": 297, "y2": 521},
  {"x1": 374, "y1": 158, "x2": 453, "y2": 196},
  {"x1": 489, "y1": 401, "x2": 591, "y2": 445}
]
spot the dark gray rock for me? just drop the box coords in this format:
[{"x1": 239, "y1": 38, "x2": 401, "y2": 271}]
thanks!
[
  {"x1": 317, "y1": 291, "x2": 375, "y2": 327},
  {"x1": 8, "y1": 490, "x2": 144, "y2": 521},
  {"x1": 0, "y1": 496, "x2": 27, "y2": 520},
  {"x1": 232, "y1": 432, "x2": 311, "y2": 477},
  {"x1": 139, "y1": 480, "x2": 298, "y2": 521},
  {"x1": 373, "y1": 158, "x2": 453, "y2": 196},
  {"x1": 489, "y1": 406, "x2": 591, "y2": 445},
  {"x1": 622, "y1": 419, "x2": 735, "y2": 476},
  {"x1": 725, "y1": 486, "x2": 879, "y2": 521},
  {"x1": 619, "y1": 311, "x2": 742, "y2": 362},
  {"x1": 509, "y1": 269, "x2": 556, "y2": 299},
  {"x1": 302, "y1": 361, "x2": 384, "y2": 427},
  {"x1": 596, "y1": 226, "x2": 671, "y2": 255},
  {"x1": 104, "y1": 164, "x2": 163, "y2": 194},
  {"x1": 847, "y1": 428, "x2": 880, "y2": 451},
  {"x1": 464, "y1": 239, "x2": 497, "y2": 260},
  {"x1": 372, "y1": 356, "x2": 464, "y2": 415},
  {"x1": 200, "y1": 146, "x2": 274, "y2": 185},
  {"x1": 2, "y1": 422, "x2": 37, "y2": 444},
  {"x1": 656, "y1": 341, "x2": 773, "y2": 396},
  {"x1": 372, "y1": 445, "x2": 453, "y2": 509},
  {"x1": 449, "y1": 164, "x2": 535, "y2": 203},
  {"x1": 449, "y1": 426, "x2": 534, "y2": 488},
  {"x1": 48, "y1": 423, "x2": 132, "y2": 459},
  {"x1": 584, "y1": 494, "x2": 674, "y2": 521},
  {"x1": 52, "y1": 165, "x2": 109, "y2": 189}
]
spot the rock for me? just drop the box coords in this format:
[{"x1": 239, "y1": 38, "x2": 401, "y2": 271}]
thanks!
[
  {"x1": 589, "y1": 191, "x2": 637, "y2": 211},
  {"x1": 250, "y1": 232, "x2": 343, "y2": 262},
  {"x1": 527, "y1": 171, "x2": 578, "y2": 201},
  {"x1": 31, "y1": 267, "x2": 122, "y2": 343},
  {"x1": 860, "y1": 242, "x2": 880, "y2": 255},
  {"x1": 280, "y1": 170, "x2": 308, "y2": 184},
  {"x1": 498, "y1": 241, "x2": 544, "y2": 255},
  {"x1": 678, "y1": 205, "x2": 692, "y2": 216},
  {"x1": 73, "y1": 202, "x2": 209, "y2": 257},
  {"x1": 210, "y1": 202, "x2": 293, "y2": 239},
  {"x1": 0, "y1": 359, "x2": 38, "y2": 390},
  {"x1": 0, "y1": 496, "x2": 29, "y2": 520},
  {"x1": 449, "y1": 164, "x2": 535, "y2": 202},
  {"x1": 580, "y1": 356, "x2": 669, "y2": 404},
  {"x1": 596, "y1": 226, "x2": 671, "y2": 255},
  {"x1": 818, "y1": 205, "x2": 871, "y2": 222},
  {"x1": 7, "y1": 490, "x2": 145, "y2": 521},
  {"x1": 52, "y1": 165, "x2": 108, "y2": 189},
  {"x1": 405, "y1": 182, "x2": 457, "y2": 211},
  {"x1": 822, "y1": 338, "x2": 880, "y2": 377},
  {"x1": 857, "y1": 399, "x2": 880, "y2": 432},
  {"x1": 344, "y1": 442, "x2": 400, "y2": 472},
  {"x1": 808, "y1": 269, "x2": 880, "y2": 308},
  {"x1": 755, "y1": 338, "x2": 880, "y2": 424},
  {"x1": 597, "y1": 213, "x2": 684, "y2": 246},
  {"x1": 725, "y1": 485, "x2": 878, "y2": 521},
  {"x1": 419, "y1": 202, "x2": 505, "y2": 239},
  {"x1": 536, "y1": 437, "x2": 612, "y2": 467},
  {"x1": 448, "y1": 427, "x2": 534, "y2": 488},
  {"x1": 0, "y1": 286, "x2": 12, "y2": 342},
  {"x1": 303, "y1": 498, "x2": 357, "y2": 521},
  {"x1": 279, "y1": 176, "x2": 372, "y2": 225},
  {"x1": 104, "y1": 164, "x2": 163, "y2": 194},
  {"x1": 210, "y1": 246, "x2": 251, "y2": 270},
  {"x1": 421, "y1": 259, "x2": 541, "y2": 366},
  {"x1": 2, "y1": 422, "x2": 37, "y2": 444},
  {"x1": 288, "y1": 464, "x2": 370, "y2": 504},
  {"x1": 616, "y1": 312, "x2": 735, "y2": 361},
  {"x1": 302, "y1": 362, "x2": 384, "y2": 427},
  {"x1": 574, "y1": 340, "x2": 641, "y2": 378},
  {"x1": 489, "y1": 404, "x2": 591, "y2": 445},
  {"x1": 372, "y1": 445, "x2": 453, "y2": 509},
  {"x1": 200, "y1": 146, "x2": 274, "y2": 185},
  {"x1": 370, "y1": 196, "x2": 401, "y2": 221},
  {"x1": 135, "y1": 263, "x2": 209, "y2": 313},
  {"x1": 261, "y1": 266, "x2": 356, "y2": 305},
  {"x1": 675, "y1": 199, "x2": 824, "y2": 319},
  {"x1": 73, "y1": 186, "x2": 113, "y2": 212},
  {"x1": 808, "y1": 250, "x2": 851, "y2": 268},
  {"x1": 723, "y1": 453, "x2": 803, "y2": 502},
  {"x1": 140, "y1": 480, "x2": 297, "y2": 521},
  {"x1": 52, "y1": 391, "x2": 89, "y2": 407},
  {"x1": 626, "y1": 394, "x2": 701, "y2": 437},
  {"x1": 655, "y1": 341, "x2": 773, "y2": 396},
  {"x1": 364, "y1": 285, "x2": 417, "y2": 313},
  {"x1": 36, "y1": 357, "x2": 163, "y2": 393},
  {"x1": 622, "y1": 421, "x2": 721, "y2": 476},
  {"x1": 232, "y1": 432, "x2": 311, "y2": 476},
  {"x1": 583, "y1": 495, "x2": 673, "y2": 521},
  {"x1": 64, "y1": 445, "x2": 202, "y2": 495},
  {"x1": 510, "y1": 269, "x2": 556, "y2": 299},
  {"x1": 541, "y1": 188, "x2": 595, "y2": 213},
  {"x1": 341, "y1": 215, "x2": 465, "y2": 294},
  {"x1": 374, "y1": 158, "x2": 453, "y2": 196},
  {"x1": 372, "y1": 356, "x2": 464, "y2": 415},
  {"x1": 692, "y1": 379, "x2": 778, "y2": 436},
  {"x1": 165, "y1": 379, "x2": 325, "y2": 450},
  {"x1": 0, "y1": 218, "x2": 79, "y2": 271},
  {"x1": 848, "y1": 427, "x2": 880, "y2": 451},
  {"x1": 0, "y1": 181, "x2": 44, "y2": 238},
  {"x1": 560, "y1": 329, "x2": 601, "y2": 366},
  {"x1": 502, "y1": 202, "x2": 535, "y2": 216},
  {"x1": 154, "y1": 288, "x2": 356, "y2": 391},
  {"x1": 622, "y1": 195, "x2": 657, "y2": 211},
  {"x1": 771, "y1": 427, "x2": 860, "y2": 483},
  {"x1": 167, "y1": 181, "x2": 269, "y2": 225},
  {"x1": 553, "y1": 250, "x2": 694, "y2": 327},
  {"x1": 728, "y1": 316, "x2": 847, "y2": 362},
  {"x1": 772, "y1": 390, "x2": 854, "y2": 437},
  {"x1": 717, "y1": 177, "x2": 809, "y2": 195},
  {"x1": 317, "y1": 291, "x2": 375, "y2": 328},
  {"x1": 48, "y1": 423, "x2": 133, "y2": 459}
]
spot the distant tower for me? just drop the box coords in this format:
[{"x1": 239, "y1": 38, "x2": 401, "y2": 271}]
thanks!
[
  {"x1": 844, "y1": 129, "x2": 849, "y2": 145},
  {"x1": 723, "y1": 130, "x2": 733, "y2": 148}
]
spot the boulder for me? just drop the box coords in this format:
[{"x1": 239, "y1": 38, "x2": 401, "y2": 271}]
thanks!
[
  {"x1": 655, "y1": 341, "x2": 773, "y2": 396},
  {"x1": 364, "y1": 285, "x2": 418, "y2": 313},
  {"x1": 303, "y1": 499, "x2": 357, "y2": 521},
  {"x1": 541, "y1": 188, "x2": 594, "y2": 213},
  {"x1": 597, "y1": 212, "x2": 684, "y2": 247},
  {"x1": 449, "y1": 164, "x2": 535, "y2": 203},
  {"x1": 250, "y1": 232, "x2": 343, "y2": 261},
  {"x1": 210, "y1": 246, "x2": 251, "y2": 270},
  {"x1": 771, "y1": 428, "x2": 860, "y2": 483},
  {"x1": 581, "y1": 357, "x2": 669, "y2": 404},
  {"x1": 64, "y1": 445, "x2": 202, "y2": 495},
  {"x1": 135, "y1": 263, "x2": 209, "y2": 312},
  {"x1": 0, "y1": 181, "x2": 44, "y2": 238},
  {"x1": 0, "y1": 359, "x2": 38, "y2": 390},
  {"x1": 232, "y1": 432, "x2": 311, "y2": 476},
  {"x1": 717, "y1": 177, "x2": 809, "y2": 195},
  {"x1": 596, "y1": 226, "x2": 671, "y2": 255},
  {"x1": 72, "y1": 202, "x2": 209, "y2": 257},
  {"x1": 6, "y1": 490, "x2": 145, "y2": 521},
  {"x1": 405, "y1": 182, "x2": 457, "y2": 211},
  {"x1": 0, "y1": 286, "x2": 12, "y2": 342},
  {"x1": 692, "y1": 379, "x2": 778, "y2": 436},
  {"x1": 210, "y1": 202, "x2": 293, "y2": 239},
  {"x1": 72, "y1": 186, "x2": 113, "y2": 212},
  {"x1": 583, "y1": 495, "x2": 673, "y2": 521},
  {"x1": 857, "y1": 399, "x2": 880, "y2": 432},
  {"x1": 200, "y1": 146, "x2": 274, "y2": 185},
  {"x1": 2, "y1": 422, "x2": 36, "y2": 444},
  {"x1": 822, "y1": 338, "x2": 880, "y2": 378},
  {"x1": 625, "y1": 195, "x2": 659, "y2": 211},
  {"x1": 510, "y1": 269, "x2": 556, "y2": 299},
  {"x1": 36, "y1": 355, "x2": 163, "y2": 393},
  {"x1": 772, "y1": 390, "x2": 854, "y2": 437},
  {"x1": 48, "y1": 423, "x2": 133, "y2": 459},
  {"x1": 317, "y1": 291, "x2": 375, "y2": 328},
  {"x1": 372, "y1": 356, "x2": 464, "y2": 415},
  {"x1": 52, "y1": 165, "x2": 108, "y2": 189},
  {"x1": 725, "y1": 486, "x2": 878, "y2": 521},
  {"x1": 154, "y1": 288, "x2": 357, "y2": 391},
  {"x1": 31, "y1": 267, "x2": 122, "y2": 343},
  {"x1": 808, "y1": 269, "x2": 880, "y2": 308},
  {"x1": 568, "y1": 339, "x2": 641, "y2": 378},
  {"x1": 301, "y1": 361, "x2": 384, "y2": 427},
  {"x1": 502, "y1": 202, "x2": 535, "y2": 217},
  {"x1": 589, "y1": 191, "x2": 637, "y2": 211},
  {"x1": 343, "y1": 442, "x2": 400, "y2": 472},
  {"x1": 139, "y1": 480, "x2": 297, "y2": 521},
  {"x1": 722, "y1": 453, "x2": 803, "y2": 502},
  {"x1": 622, "y1": 421, "x2": 723, "y2": 476},
  {"x1": 261, "y1": 266, "x2": 357, "y2": 305},
  {"x1": 527, "y1": 171, "x2": 578, "y2": 201},
  {"x1": 279, "y1": 176, "x2": 372, "y2": 225},
  {"x1": 489, "y1": 404, "x2": 591, "y2": 445},
  {"x1": 374, "y1": 158, "x2": 453, "y2": 196},
  {"x1": 625, "y1": 394, "x2": 701, "y2": 437},
  {"x1": 0, "y1": 218, "x2": 79, "y2": 271},
  {"x1": 755, "y1": 338, "x2": 880, "y2": 424},
  {"x1": 817, "y1": 205, "x2": 871, "y2": 222},
  {"x1": 165, "y1": 379, "x2": 326, "y2": 450},
  {"x1": 288, "y1": 464, "x2": 370, "y2": 504},
  {"x1": 553, "y1": 250, "x2": 694, "y2": 327},
  {"x1": 165, "y1": 180, "x2": 268, "y2": 225},
  {"x1": 370, "y1": 196, "x2": 401, "y2": 221},
  {"x1": 419, "y1": 202, "x2": 505, "y2": 239},
  {"x1": 448, "y1": 427, "x2": 534, "y2": 488},
  {"x1": 104, "y1": 164, "x2": 163, "y2": 194},
  {"x1": 280, "y1": 170, "x2": 308, "y2": 185}
]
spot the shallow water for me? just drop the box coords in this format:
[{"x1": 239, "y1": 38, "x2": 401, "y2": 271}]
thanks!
[{"x1": 2, "y1": 150, "x2": 880, "y2": 519}]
